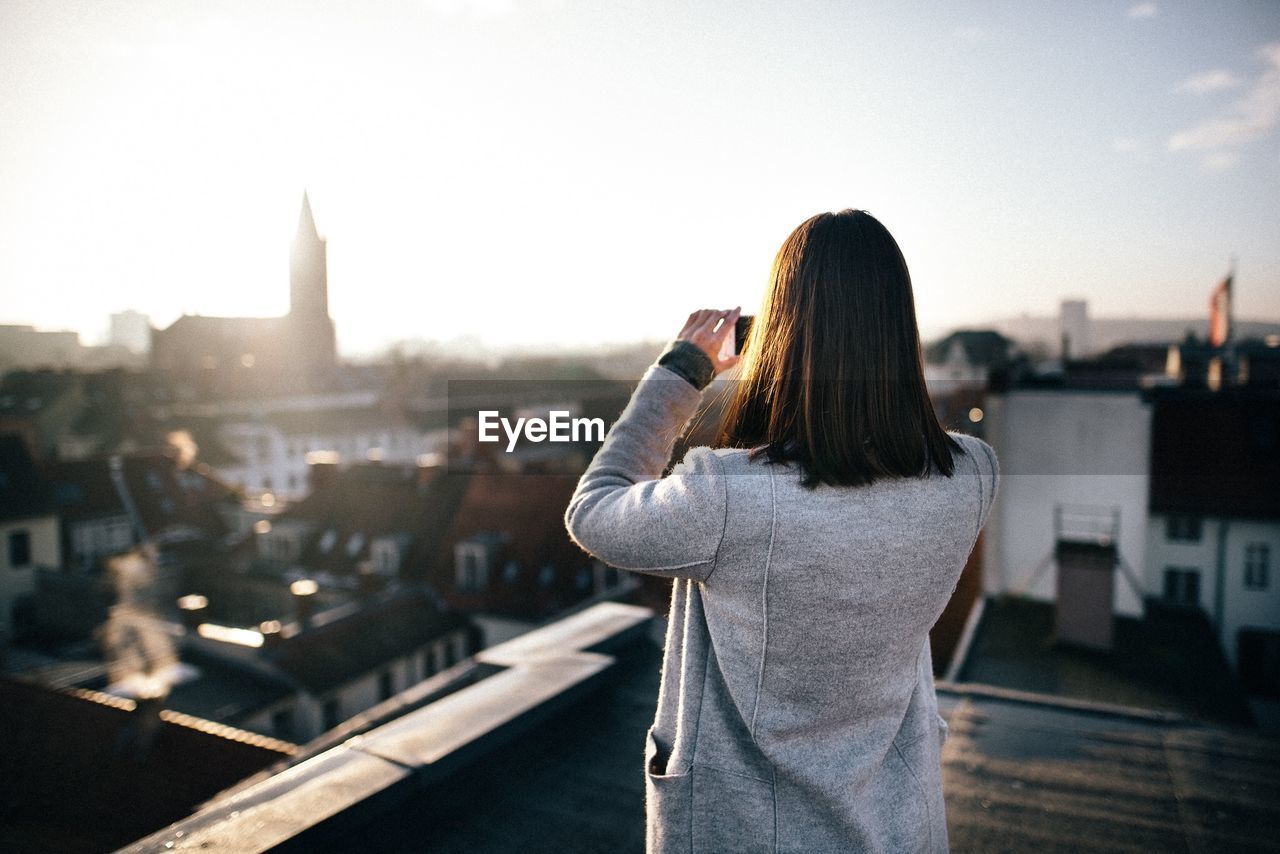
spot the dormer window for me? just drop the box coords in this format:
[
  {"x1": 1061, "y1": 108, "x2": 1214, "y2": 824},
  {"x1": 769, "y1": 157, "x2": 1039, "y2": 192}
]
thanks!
[
  {"x1": 318, "y1": 529, "x2": 337, "y2": 553},
  {"x1": 454, "y1": 532, "x2": 507, "y2": 593},
  {"x1": 455, "y1": 543, "x2": 489, "y2": 592},
  {"x1": 346, "y1": 531, "x2": 365, "y2": 558},
  {"x1": 370, "y1": 537, "x2": 404, "y2": 576}
]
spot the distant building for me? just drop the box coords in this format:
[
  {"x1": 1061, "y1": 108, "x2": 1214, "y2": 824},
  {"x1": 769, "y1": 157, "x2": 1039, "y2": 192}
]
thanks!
[
  {"x1": 1146, "y1": 386, "x2": 1280, "y2": 701},
  {"x1": 32, "y1": 451, "x2": 237, "y2": 639},
  {"x1": 205, "y1": 391, "x2": 443, "y2": 499},
  {"x1": 432, "y1": 467, "x2": 636, "y2": 640},
  {"x1": 992, "y1": 310, "x2": 1280, "y2": 360},
  {"x1": 0, "y1": 436, "x2": 60, "y2": 639},
  {"x1": 980, "y1": 385, "x2": 1153, "y2": 619},
  {"x1": 109, "y1": 309, "x2": 151, "y2": 355},
  {"x1": 1060, "y1": 298, "x2": 1090, "y2": 358},
  {"x1": 183, "y1": 587, "x2": 480, "y2": 742},
  {"x1": 979, "y1": 357, "x2": 1280, "y2": 721},
  {"x1": 0, "y1": 368, "x2": 176, "y2": 461},
  {"x1": 0, "y1": 324, "x2": 83, "y2": 371},
  {"x1": 0, "y1": 371, "x2": 86, "y2": 460},
  {"x1": 151, "y1": 193, "x2": 337, "y2": 398},
  {"x1": 926, "y1": 330, "x2": 1013, "y2": 407}
]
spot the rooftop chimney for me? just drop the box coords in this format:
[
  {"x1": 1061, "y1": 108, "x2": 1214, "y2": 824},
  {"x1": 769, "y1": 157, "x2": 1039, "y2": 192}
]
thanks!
[
  {"x1": 176, "y1": 594, "x2": 208, "y2": 631},
  {"x1": 290, "y1": 579, "x2": 319, "y2": 628},
  {"x1": 1053, "y1": 504, "x2": 1119, "y2": 651}
]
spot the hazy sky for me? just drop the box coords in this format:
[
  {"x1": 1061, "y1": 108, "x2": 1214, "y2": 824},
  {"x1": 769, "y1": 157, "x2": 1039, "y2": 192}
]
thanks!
[{"x1": 2, "y1": 0, "x2": 1278, "y2": 354}]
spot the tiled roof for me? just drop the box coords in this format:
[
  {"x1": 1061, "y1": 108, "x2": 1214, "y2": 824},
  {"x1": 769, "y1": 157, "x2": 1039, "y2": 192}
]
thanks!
[
  {"x1": 431, "y1": 471, "x2": 597, "y2": 619},
  {"x1": 265, "y1": 588, "x2": 475, "y2": 694},
  {"x1": 43, "y1": 457, "x2": 126, "y2": 521},
  {"x1": 0, "y1": 433, "x2": 53, "y2": 521},
  {"x1": 1149, "y1": 386, "x2": 1280, "y2": 521},
  {"x1": 283, "y1": 462, "x2": 471, "y2": 580}
]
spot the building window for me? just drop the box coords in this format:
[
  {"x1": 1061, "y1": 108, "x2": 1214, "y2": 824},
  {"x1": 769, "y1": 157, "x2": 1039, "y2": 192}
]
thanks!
[
  {"x1": 1165, "y1": 515, "x2": 1203, "y2": 543},
  {"x1": 443, "y1": 635, "x2": 457, "y2": 667},
  {"x1": 321, "y1": 698, "x2": 342, "y2": 731},
  {"x1": 455, "y1": 543, "x2": 489, "y2": 592},
  {"x1": 378, "y1": 669, "x2": 394, "y2": 702},
  {"x1": 8, "y1": 530, "x2": 31, "y2": 568},
  {"x1": 422, "y1": 649, "x2": 436, "y2": 678},
  {"x1": 1237, "y1": 629, "x2": 1280, "y2": 699},
  {"x1": 1245, "y1": 543, "x2": 1271, "y2": 590},
  {"x1": 1162, "y1": 567, "x2": 1201, "y2": 608}
]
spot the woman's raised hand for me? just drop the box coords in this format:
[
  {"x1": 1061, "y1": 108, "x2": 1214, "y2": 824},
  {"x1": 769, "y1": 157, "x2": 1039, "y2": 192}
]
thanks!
[{"x1": 676, "y1": 307, "x2": 742, "y2": 374}]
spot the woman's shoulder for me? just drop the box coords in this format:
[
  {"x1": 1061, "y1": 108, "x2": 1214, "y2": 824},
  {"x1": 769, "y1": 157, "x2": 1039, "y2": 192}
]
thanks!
[
  {"x1": 945, "y1": 431, "x2": 998, "y2": 474},
  {"x1": 676, "y1": 445, "x2": 780, "y2": 476}
]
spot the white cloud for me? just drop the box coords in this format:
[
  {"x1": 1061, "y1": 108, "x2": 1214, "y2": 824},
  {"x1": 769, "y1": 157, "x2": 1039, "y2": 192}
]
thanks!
[
  {"x1": 1127, "y1": 3, "x2": 1158, "y2": 19},
  {"x1": 1177, "y1": 69, "x2": 1244, "y2": 94},
  {"x1": 1169, "y1": 42, "x2": 1280, "y2": 153},
  {"x1": 1202, "y1": 152, "x2": 1238, "y2": 171},
  {"x1": 1112, "y1": 137, "x2": 1143, "y2": 153}
]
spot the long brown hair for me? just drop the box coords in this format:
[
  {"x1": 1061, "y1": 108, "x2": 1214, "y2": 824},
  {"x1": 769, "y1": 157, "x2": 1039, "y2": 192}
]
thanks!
[{"x1": 715, "y1": 209, "x2": 961, "y2": 488}]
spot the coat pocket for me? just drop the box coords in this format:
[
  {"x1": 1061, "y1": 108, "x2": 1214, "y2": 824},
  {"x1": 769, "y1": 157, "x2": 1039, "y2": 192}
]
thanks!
[
  {"x1": 645, "y1": 726, "x2": 693, "y2": 854},
  {"x1": 690, "y1": 765, "x2": 776, "y2": 854}
]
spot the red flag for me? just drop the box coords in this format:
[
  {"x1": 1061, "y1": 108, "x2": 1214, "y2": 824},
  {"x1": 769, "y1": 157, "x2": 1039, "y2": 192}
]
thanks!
[{"x1": 1208, "y1": 274, "x2": 1231, "y2": 347}]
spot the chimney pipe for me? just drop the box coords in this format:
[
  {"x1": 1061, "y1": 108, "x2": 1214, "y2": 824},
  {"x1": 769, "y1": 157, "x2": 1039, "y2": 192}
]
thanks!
[
  {"x1": 357, "y1": 561, "x2": 382, "y2": 599},
  {"x1": 290, "y1": 579, "x2": 319, "y2": 628},
  {"x1": 176, "y1": 594, "x2": 208, "y2": 631}
]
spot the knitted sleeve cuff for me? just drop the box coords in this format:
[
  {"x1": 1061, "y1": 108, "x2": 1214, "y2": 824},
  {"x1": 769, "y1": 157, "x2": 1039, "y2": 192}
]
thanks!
[{"x1": 656, "y1": 339, "x2": 715, "y2": 391}]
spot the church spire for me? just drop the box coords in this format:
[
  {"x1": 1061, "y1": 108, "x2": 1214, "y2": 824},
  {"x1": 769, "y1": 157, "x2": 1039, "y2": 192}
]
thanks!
[{"x1": 297, "y1": 190, "x2": 320, "y2": 240}]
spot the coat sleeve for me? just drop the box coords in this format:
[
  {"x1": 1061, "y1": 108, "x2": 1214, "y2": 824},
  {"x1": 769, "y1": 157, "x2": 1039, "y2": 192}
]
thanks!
[{"x1": 564, "y1": 364, "x2": 728, "y2": 580}]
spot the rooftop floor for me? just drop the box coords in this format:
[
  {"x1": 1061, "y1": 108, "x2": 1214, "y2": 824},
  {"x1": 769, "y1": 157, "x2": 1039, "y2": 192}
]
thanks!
[
  {"x1": 956, "y1": 595, "x2": 1255, "y2": 726},
  {"x1": 127, "y1": 606, "x2": 1280, "y2": 853}
]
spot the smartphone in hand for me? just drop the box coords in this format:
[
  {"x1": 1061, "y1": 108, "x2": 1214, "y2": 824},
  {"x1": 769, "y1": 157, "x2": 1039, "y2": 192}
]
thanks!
[{"x1": 718, "y1": 315, "x2": 755, "y2": 362}]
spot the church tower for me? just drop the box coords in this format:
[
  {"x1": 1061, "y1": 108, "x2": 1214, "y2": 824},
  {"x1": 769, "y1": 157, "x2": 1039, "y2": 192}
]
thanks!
[{"x1": 288, "y1": 191, "x2": 337, "y2": 385}]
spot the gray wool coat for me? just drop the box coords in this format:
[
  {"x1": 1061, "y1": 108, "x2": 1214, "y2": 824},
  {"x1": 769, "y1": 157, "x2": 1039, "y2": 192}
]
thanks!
[{"x1": 564, "y1": 364, "x2": 999, "y2": 854}]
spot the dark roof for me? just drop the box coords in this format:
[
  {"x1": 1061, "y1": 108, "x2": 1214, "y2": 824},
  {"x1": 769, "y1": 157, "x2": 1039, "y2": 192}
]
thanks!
[
  {"x1": 266, "y1": 588, "x2": 473, "y2": 694},
  {"x1": 1149, "y1": 386, "x2": 1280, "y2": 520},
  {"x1": 157, "y1": 314, "x2": 285, "y2": 337},
  {"x1": 0, "y1": 433, "x2": 53, "y2": 521},
  {"x1": 119, "y1": 453, "x2": 234, "y2": 542},
  {"x1": 44, "y1": 456, "x2": 127, "y2": 522},
  {"x1": 0, "y1": 369, "x2": 82, "y2": 416},
  {"x1": 956, "y1": 595, "x2": 1254, "y2": 726},
  {"x1": 0, "y1": 678, "x2": 292, "y2": 854},
  {"x1": 283, "y1": 462, "x2": 471, "y2": 581},
  {"x1": 925, "y1": 329, "x2": 1014, "y2": 367},
  {"x1": 163, "y1": 650, "x2": 296, "y2": 725},
  {"x1": 430, "y1": 471, "x2": 599, "y2": 619}
]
